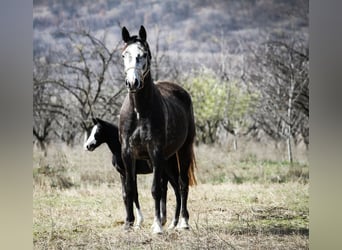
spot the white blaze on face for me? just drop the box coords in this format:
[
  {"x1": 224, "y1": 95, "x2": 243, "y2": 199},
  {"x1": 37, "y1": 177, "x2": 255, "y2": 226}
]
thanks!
[
  {"x1": 122, "y1": 43, "x2": 147, "y2": 87},
  {"x1": 83, "y1": 125, "x2": 98, "y2": 150}
]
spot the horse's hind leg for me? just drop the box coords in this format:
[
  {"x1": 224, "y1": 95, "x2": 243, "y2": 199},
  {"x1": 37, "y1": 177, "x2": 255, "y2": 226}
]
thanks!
[
  {"x1": 177, "y1": 146, "x2": 192, "y2": 230},
  {"x1": 163, "y1": 155, "x2": 181, "y2": 229},
  {"x1": 168, "y1": 178, "x2": 181, "y2": 229},
  {"x1": 160, "y1": 175, "x2": 168, "y2": 226}
]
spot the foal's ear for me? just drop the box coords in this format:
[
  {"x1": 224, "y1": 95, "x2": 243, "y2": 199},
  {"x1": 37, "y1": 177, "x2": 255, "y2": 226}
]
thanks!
[
  {"x1": 122, "y1": 26, "x2": 130, "y2": 43},
  {"x1": 139, "y1": 25, "x2": 147, "y2": 42},
  {"x1": 95, "y1": 117, "x2": 106, "y2": 126},
  {"x1": 92, "y1": 118, "x2": 97, "y2": 125}
]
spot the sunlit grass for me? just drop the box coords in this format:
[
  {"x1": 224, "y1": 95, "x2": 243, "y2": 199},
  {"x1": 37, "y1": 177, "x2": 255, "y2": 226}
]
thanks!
[{"x1": 33, "y1": 143, "x2": 308, "y2": 249}]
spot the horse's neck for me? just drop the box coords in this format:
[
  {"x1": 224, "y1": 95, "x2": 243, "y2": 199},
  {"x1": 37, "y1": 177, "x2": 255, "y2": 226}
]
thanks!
[
  {"x1": 132, "y1": 73, "x2": 155, "y2": 116},
  {"x1": 105, "y1": 128, "x2": 121, "y2": 156}
]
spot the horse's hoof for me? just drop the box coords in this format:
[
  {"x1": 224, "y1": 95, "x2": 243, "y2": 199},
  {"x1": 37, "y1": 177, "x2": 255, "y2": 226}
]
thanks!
[
  {"x1": 161, "y1": 216, "x2": 167, "y2": 226},
  {"x1": 176, "y1": 217, "x2": 190, "y2": 230},
  {"x1": 123, "y1": 221, "x2": 134, "y2": 231},
  {"x1": 151, "y1": 219, "x2": 163, "y2": 234},
  {"x1": 167, "y1": 219, "x2": 178, "y2": 230},
  {"x1": 136, "y1": 217, "x2": 144, "y2": 228},
  {"x1": 135, "y1": 208, "x2": 144, "y2": 227}
]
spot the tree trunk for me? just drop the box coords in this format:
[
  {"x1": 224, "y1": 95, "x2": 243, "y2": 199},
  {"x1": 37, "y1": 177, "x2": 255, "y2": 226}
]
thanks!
[
  {"x1": 233, "y1": 135, "x2": 238, "y2": 151},
  {"x1": 287, "y1": 72, "x2": 295, "y2": 165}
]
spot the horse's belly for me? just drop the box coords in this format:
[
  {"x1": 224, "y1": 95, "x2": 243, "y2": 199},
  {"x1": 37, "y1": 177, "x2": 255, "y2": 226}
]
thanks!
[{"x1": 164, "y1": 117, "x2": 188, "y2": 157}]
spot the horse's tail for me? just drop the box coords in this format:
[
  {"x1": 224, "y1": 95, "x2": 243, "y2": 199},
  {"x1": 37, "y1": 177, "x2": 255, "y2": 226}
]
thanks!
[{"x1": 188, "y1": 145, "x2": 197, "y2": 186}]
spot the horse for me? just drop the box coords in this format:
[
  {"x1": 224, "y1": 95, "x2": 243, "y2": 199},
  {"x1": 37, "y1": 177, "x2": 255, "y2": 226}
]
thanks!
[
  {"x1": 119, "y1": 25, "x2": 197, "y2": 234},
  {"x1": 83, "y1": 117, "x2": 181, "y2": 229}
]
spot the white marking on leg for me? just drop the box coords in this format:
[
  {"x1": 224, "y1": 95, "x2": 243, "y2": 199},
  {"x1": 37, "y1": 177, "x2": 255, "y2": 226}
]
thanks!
[
  {"x1": 135, "y1": 207, "x2": 144, "y2": 228},
  {"x1": 151, "y1": 217, "x2": 163, "y2": 234},
  {"x1": 168, "y1": 219, "x2": 177, "y2": 230},
  {"x1": 176, "y1": 217, "x2": 189, "y2": 230}
]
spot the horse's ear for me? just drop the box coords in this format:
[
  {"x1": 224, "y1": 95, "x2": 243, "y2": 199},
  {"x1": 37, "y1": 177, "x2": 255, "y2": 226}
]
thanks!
[
  {"x1": 95, "y1": 117, "x2": 105, "y2": 126},
  {"x1": 122, "y1": 26, "x2": 131, "y2": 43},
  {"x1": 92, "y1": 118, "x2": 97, "y2": 125},
  {"x1": 139, "y1": 25, "x2": 147, "y2": 42}
]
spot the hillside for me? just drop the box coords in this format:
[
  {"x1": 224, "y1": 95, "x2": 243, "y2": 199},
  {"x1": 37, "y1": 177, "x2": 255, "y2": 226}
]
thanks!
[
  {"x1": 33, "y1": 0, "x2": 308, "y2": 60},
  {"x1": 33, "y1": 0, "x2": 309, "y2": 151}
]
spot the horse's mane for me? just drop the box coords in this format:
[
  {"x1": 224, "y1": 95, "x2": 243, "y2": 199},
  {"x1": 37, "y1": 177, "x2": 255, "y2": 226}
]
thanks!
[{"x1": 101, "y1": 119, "x2": 119, "y2": 133}]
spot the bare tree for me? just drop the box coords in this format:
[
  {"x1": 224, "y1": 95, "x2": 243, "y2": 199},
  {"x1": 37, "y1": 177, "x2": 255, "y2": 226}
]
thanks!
[
  {"x1": 204, "y1": 30, "x2": 255, "y2": 148},
  {"x1": 246, "y1": 39, "x2": 309, "y2": 162},
  {"x1": 33, "y1": 57, "x2": 69, "y2": 151},
  {"x1": 149, "y1": 25, "x2": 182, "y2": 82},
  {"x1": 33, "y1": 29, "x2": 125, "y2": 146}
]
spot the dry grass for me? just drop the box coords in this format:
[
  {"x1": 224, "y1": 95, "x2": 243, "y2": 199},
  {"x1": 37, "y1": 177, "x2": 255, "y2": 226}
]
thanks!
[{"x1": 33, "y1": 143, "x2": 308, "y2": 249}]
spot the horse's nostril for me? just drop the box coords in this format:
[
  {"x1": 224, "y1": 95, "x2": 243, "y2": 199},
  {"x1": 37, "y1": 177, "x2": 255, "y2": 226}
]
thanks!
[
  {"x1": 134, "y1": 79, "x2": 139, "y2": 88},
  {"x1": 125, "y1": 79, "x2": 129, "y2": 87}
]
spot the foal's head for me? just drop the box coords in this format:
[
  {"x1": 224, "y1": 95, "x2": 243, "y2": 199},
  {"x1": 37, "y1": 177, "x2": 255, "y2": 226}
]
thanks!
[
  {"x1": 121, "y1": 25, "x2": 151, "y2": 92},
  {"x1": 84, "y1": 118, "x2": 108, "y2": 151}
]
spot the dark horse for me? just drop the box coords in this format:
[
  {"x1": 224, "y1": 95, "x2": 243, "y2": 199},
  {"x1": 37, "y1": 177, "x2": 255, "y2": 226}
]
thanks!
[
  {"x1": 84, "y1": 117, "x2": 181, "y2": 228},
  {"x1": 119, "y1": 25, "x2": 197, "y2": 233}
]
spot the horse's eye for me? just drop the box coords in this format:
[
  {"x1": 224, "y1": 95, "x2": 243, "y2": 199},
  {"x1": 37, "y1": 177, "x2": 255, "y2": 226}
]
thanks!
[{"x1": 137, "y1": 55, "x2": 143, "y2": 62}]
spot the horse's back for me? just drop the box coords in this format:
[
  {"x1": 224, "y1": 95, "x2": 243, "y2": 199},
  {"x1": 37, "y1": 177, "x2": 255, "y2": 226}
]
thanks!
[{"x1": 155, "y1": 81, "x2": 192, "y2": 109}]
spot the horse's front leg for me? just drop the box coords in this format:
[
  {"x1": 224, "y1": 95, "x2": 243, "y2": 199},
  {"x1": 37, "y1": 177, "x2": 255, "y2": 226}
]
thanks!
[
  {"x1": 121, "y1": 149, "x2": 136, "y2": 230},
  {"x1": 133, "y1": 177, "x2": 144, "y2": 228},
  {"x1": 119, "y1": 175, "x2": 129, "y2": 228},
  {"x1": 149, "y1": 150, "x2": 166, "y2": 234}
]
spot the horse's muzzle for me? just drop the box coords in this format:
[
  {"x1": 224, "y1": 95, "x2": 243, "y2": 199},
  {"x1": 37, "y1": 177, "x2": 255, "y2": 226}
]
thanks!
[
  {"x1": 126, "y1": 78, "x2": 141, "y2": 92},
  {"x1": 85, "y1": 144, "x2": 95, "y2": 151}
]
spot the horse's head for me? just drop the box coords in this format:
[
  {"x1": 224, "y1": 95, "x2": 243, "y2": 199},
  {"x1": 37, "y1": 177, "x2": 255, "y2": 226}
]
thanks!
[
  {"x1": 84, "y1": 118, "x2": 107, "y2": 151},
  {"x1": 121, "y1": 25, "x2": 151, "y2": 92}
]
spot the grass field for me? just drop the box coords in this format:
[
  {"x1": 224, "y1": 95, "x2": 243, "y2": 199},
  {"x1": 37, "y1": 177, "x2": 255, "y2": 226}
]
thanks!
[{"x1": 33, "y1": 143, "x2": 308, "y2": 249}]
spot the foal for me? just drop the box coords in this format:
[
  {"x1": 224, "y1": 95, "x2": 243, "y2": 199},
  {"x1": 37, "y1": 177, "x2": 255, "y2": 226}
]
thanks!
[{"x1": 84, "y1": 118, "x2": 180, "y2": 228}]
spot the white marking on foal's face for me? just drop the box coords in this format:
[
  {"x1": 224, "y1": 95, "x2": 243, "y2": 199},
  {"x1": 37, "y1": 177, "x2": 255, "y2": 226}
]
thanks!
[
  {"x1": 122, "y1": 42, "x2": 148, "y2": 91},
  {"x1": 83, "y1": 125, "x2": 98, "y2": 151}
]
